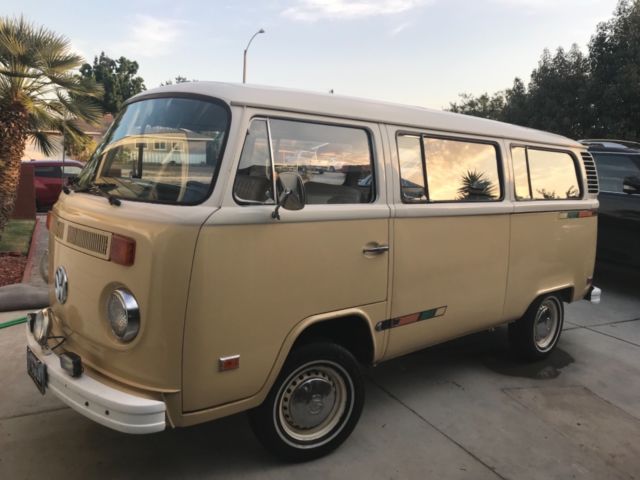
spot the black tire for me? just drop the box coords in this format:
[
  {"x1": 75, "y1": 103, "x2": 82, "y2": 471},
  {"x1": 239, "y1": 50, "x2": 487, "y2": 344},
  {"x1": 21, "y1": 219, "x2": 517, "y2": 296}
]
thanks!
[
  {"x1": 248, "y1": 342, "x2": 365, "y2": 462},
  {"x1": 509, "y1": 293, "x2": 564, "y2": 361}
]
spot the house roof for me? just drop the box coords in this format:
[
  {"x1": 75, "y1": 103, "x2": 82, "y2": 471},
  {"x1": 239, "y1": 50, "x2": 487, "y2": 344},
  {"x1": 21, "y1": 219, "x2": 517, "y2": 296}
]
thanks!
[{"x1": 130, "y1": 81, "x2": 582, "y2": 149}]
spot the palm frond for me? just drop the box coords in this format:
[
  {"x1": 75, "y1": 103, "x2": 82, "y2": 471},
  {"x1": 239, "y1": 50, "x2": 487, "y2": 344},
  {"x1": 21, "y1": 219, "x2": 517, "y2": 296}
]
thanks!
[
  {"x1": 0, "y1": 15, "x2": 104, "y2": 160},
  {"x1": 30, "y1": 129, "x2": 58, "y2": 157}
]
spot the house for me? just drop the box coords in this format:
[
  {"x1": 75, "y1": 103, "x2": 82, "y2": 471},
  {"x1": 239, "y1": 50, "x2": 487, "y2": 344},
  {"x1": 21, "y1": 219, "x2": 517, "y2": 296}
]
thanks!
[{"x1": 21, "y1": 114, "x2": 113, "y2": 161}]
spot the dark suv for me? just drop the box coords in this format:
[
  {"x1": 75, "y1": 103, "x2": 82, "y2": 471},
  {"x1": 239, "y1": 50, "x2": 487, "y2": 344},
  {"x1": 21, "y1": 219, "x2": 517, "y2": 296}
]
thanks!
[{"x1": 581, "y1": 140, "x2": 640, "y2": 268}]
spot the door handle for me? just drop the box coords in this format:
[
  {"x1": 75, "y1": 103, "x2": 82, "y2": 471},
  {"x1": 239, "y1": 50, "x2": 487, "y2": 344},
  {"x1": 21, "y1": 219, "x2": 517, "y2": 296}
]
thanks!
[{"x1": 363, "y1": 244, "x2": 390, "y2": 255}]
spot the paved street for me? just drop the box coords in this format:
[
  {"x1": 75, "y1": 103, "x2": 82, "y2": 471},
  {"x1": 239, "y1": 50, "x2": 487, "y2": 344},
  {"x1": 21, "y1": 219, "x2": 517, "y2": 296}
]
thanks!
[{"x1": 1, "y1": 263, "x2": 639, "y2": 479}]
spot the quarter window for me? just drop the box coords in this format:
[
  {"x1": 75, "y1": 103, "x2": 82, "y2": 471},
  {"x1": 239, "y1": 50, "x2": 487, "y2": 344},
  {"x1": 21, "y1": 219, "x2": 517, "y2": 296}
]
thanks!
[
  {"x1": 397, "y1": 134, "x2": 502, "y2": 203},
  {"x1": 234, "y1": 119, "x2": 274, "y2": 204},
  {"x1": 512, "y1": 147, "x2": 531, "y2": 200},
  {"x1": 511, "y1": 147, "x2": 580, "y2": 200},
  {"x1": 234, "y1": 118, "x2": 375, "y2": 205},
  {"x1": 397, "y1": 135, "x2": 426, "y2": 202}
]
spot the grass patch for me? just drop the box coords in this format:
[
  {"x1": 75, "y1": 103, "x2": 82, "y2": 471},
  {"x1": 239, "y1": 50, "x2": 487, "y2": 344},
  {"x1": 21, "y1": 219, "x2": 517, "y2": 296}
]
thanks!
[{"x1": 0, "y1": 219, "x2": 36, "y2": 255}]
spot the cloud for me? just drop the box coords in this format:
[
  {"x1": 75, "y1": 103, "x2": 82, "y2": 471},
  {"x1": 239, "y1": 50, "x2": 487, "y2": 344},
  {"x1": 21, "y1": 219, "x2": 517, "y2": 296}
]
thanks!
[
  {"x1": 389, "y1": 21, "x2": 411, "y2": 36},
  {"x1": 490, "y1": 0, "x2": 609, "y2": 10},
  {"x1": 113, "y1": 15, "x2": 184, "y2": 58},
  {"x1": 282, "y1": 0, "x2": 429, "y2": 21}
]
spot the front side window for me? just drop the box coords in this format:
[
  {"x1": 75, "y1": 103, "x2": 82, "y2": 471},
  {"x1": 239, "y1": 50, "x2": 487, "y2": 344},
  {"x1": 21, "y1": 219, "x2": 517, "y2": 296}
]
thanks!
[
  {"x1": 34, "y1": 166, "x2": 62, "y2": 178},
  {"x1": 396, "y1": 134, "x2": 502, "y2": 203},
  {"x1": 76, "y1": 97, "x2": 230, "y2": 204},
  {"x1": 591, "y1": 152, "x2": 640, "y2": 193},
  {"x1": 233, "y1": 118, "x2": 374, "y2": 205},
  {"x1": 511, "y1": 146, "x2": 581, "y2": 200}
]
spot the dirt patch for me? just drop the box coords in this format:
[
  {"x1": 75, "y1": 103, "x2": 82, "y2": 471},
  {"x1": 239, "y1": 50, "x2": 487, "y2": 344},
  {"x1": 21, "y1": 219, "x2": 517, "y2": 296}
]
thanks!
[{"x1": 0, "y1": 252, "x2": 27, "y2": 287}]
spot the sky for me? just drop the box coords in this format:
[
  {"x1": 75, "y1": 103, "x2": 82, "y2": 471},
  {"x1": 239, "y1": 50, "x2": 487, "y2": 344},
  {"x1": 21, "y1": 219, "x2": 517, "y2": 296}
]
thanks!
[{"x1": 6, "y1": 0, "x2": 621, "y2": 109}]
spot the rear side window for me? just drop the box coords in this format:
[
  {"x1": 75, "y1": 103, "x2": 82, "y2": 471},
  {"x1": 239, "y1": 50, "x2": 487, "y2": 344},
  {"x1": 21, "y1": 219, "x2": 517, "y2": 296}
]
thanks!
[
  {"x1": 397, "y1": 134, "x2": 502, "y2": 203},
  {"x1": 62, "y1": 166, "x2": 82, "y2": 177},
  {"x1": 234, "y1": 118, "x2": 375, "y2": 205},
  {"x1": 512, "y1": 147, "x2": 580, "y2": 200},
  {"x1": 591, "y1": 153, "x2": 640, "y2": 193}
]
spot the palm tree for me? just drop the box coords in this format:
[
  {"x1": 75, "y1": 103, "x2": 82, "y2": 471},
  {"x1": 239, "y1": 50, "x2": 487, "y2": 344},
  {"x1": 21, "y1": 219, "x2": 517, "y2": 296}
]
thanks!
[
  {"x1": 457, "y1": 169, "x2": 497, "y2": 201},
  {"x1": 0, "y1": 16, "x2": 102, "y2": 235}
]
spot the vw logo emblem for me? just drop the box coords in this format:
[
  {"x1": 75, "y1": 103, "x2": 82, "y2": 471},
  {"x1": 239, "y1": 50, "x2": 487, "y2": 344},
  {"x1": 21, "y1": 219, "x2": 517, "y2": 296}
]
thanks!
[{"x1": 54, "y1": 266, "x2": 68, "y2": 304}]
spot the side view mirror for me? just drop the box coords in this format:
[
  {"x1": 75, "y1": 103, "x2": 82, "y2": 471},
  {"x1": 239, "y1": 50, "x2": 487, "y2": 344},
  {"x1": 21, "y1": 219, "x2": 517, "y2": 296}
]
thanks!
[
  {"x1": 271, "y1": 172, "x2": 306, "y2": 220},
  {"x1": 622, "y1": 176, "x2": 640, "y2": 195}
]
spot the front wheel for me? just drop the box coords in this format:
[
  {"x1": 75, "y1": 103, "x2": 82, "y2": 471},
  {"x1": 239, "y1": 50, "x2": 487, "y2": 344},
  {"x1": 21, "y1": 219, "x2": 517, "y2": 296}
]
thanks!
[
  {"x1": 248, "y1": 342, "x2": 364, "y2": 462},
  {"x1": 509, "y1": 293, "x2": 564, "y2": 361}
]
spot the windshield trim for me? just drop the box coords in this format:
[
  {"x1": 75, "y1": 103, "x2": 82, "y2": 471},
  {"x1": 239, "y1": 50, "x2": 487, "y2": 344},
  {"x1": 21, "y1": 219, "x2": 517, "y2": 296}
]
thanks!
[{"x1": 82, "y1": 93, "x2": 232, "y2": 207}]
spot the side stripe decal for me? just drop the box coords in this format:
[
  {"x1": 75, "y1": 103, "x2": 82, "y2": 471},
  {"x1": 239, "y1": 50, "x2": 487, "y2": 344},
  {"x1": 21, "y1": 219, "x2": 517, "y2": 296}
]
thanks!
[
  {"x1": 559, "y1": 209, "x2": 597, "y2": 219},
  {"x1": 376, "y1": 306, "x2": 447, "y2": 332}
]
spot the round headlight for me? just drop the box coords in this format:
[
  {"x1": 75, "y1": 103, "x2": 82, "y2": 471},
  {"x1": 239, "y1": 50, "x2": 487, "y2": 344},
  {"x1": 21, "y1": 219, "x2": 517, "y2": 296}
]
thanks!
[
  {"x1": 33, "y1": 309, "x2": 51, "y2": 346},
  {"x1": 107, "y1": 289, "x2": 140, "y2": 342}
]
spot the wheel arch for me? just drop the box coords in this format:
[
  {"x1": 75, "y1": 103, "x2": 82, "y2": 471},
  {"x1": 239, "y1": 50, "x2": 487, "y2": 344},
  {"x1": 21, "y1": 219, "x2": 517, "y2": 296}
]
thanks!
[
  {"x1": 536, "y1": 285, "x2": 574, "y2": 304},
  {"x1": 290, "y1": 314, "x2": 376, "y2": 366},
  {"x1": 507, "y1": 285, "x2": 574, "y2": 325},
  {"x1": 266, "y1": 309, "x2": 380, "y2": 390}
]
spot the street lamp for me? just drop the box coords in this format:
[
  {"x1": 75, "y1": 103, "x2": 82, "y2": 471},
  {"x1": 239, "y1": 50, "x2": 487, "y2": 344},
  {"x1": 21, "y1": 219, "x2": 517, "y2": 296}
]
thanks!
[{"x1": 243, "y1": 28, "x2": 265, "y2": 84}]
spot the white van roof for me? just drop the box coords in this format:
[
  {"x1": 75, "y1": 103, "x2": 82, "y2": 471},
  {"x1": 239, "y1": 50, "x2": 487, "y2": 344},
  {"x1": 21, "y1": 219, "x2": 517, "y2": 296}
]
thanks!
[{"x1": 132, "y1": 82, "x2": 582, "y2": 148}]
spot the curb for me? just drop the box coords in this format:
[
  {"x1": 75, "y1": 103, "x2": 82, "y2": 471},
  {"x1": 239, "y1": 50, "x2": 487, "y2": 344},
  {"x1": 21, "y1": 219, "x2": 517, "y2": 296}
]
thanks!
[{"x1": 21, "y1": 216, "x2": 42, "y2": 284}]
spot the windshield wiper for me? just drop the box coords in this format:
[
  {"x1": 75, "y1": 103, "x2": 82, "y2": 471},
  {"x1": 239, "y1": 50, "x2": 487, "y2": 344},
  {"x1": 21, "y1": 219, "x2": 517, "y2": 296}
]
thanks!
[{"x1": 72, "y1": 182, "x2": 122, "y2": 206}]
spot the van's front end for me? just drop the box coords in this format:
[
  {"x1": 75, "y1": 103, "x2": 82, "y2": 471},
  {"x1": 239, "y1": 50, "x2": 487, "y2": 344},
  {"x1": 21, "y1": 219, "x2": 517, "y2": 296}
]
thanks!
[{"x1": 26, "y1": 93, "x2": 231, "y2": 433}]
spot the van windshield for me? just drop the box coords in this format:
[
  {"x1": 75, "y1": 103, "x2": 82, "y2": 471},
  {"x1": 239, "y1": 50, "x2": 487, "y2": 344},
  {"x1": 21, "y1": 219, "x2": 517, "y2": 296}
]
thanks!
[{"x1": 76, "y1": 96, "x2": 230, "y2": 204}]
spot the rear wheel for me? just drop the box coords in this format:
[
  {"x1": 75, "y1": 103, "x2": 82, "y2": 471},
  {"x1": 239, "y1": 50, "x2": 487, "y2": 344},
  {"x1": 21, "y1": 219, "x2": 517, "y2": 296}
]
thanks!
[
  {"x1": 509, "y1": 294, "x2": 564, "y2": 361},
  {"x1": 248, "y1": 342, "x2": 364, "y2": 462}
]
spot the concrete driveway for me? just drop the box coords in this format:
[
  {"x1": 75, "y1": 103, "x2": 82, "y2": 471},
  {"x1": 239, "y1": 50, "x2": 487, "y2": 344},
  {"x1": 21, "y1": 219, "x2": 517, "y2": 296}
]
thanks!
[{"x1": 1, "y1": 263, "x2": 639, "y2": 479}]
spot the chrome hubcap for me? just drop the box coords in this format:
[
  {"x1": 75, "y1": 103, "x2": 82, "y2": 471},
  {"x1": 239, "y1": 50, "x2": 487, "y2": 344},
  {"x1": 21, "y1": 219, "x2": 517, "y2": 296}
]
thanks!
[
  {"x1": 534, "y1": 298, "x2": 560, "y2": 351},
  {"x1": 286, "y1": 376, "x2": 336, "y2": 429},
  {"x1": 277, "y1": 363, "x2": 348, "y2": 443}
]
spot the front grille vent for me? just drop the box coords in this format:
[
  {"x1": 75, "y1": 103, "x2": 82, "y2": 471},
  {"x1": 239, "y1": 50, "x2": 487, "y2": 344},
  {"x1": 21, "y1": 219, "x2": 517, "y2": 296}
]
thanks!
[
  {"x1": 66, "y1": 225, "x2": 110, "y2": 256},
  {"x1": 54, "y1": 219, "x2": 65, "y2": 240},
  {"x1": 581, "y1": 152, "x2": 599, "y2": 194}
]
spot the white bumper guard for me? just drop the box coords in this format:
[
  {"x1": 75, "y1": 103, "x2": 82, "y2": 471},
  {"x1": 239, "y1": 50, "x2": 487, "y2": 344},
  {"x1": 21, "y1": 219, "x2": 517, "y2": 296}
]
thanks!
[
  {"x1": 585, "y1": 285, "x2": 602, "y2": 305},
  {"x1": 26, "y1": 324, "x2": 166, "y2": 434}
]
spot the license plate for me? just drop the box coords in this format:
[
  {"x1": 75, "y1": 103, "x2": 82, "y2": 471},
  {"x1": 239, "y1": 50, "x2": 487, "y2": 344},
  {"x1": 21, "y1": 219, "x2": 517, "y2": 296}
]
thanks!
[{"x1": 27, "y1": 347, "x2": 47, "y2": 395}]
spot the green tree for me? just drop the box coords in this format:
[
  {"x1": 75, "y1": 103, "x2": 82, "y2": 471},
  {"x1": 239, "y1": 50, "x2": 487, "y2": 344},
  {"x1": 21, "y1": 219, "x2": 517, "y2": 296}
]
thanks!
[
  {"x1": 0, "y1": 16, "x2": 102, "y2": 235},
  {"x1": 589, "y1": 0, "x2": 640, "y2": 139},
  {"x1": 449, "y1": 91, "x2": 506, "y2": 120},
  {"x1": 160, "y1": 75, "x2": 194, "y2": 86},
  {"x1": 447, "y1": 1, "x2": 640, "y2": 142},
  {"x1": 526, "y1": 45, "x2": 591, "y2": 138},
  {"x1": 501, "y1": 78, "x2": 530, "y2": 126},
  {"x1": 65, "y1": 133, "x2": 97, "y2": 162},
  {"x1": 79, "y1": 52, "x2": 145, "y2": 114}
]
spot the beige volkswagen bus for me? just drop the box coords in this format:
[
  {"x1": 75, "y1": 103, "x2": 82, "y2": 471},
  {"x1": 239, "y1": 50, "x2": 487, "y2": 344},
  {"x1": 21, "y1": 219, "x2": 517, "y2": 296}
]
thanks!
[{"x1": 26, "y1": 82, "x2": 601, "y2": 461}]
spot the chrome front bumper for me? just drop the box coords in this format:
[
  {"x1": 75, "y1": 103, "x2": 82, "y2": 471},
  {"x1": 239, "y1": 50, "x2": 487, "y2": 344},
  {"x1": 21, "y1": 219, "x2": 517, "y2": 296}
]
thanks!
[{"x1": 26, "y1": 323, "x2": 166, "y2": 434}]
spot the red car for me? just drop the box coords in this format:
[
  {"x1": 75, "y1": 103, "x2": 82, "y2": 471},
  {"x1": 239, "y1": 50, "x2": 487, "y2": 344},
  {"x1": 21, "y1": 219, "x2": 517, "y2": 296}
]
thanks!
[{"x1": 25, "y1": 160, "x2": 85, "y2": 211}]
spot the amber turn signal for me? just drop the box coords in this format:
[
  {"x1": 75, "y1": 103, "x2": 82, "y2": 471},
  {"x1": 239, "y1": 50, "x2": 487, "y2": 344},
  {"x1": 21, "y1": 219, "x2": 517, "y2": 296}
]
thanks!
[
  {"x1": 110, "y1": 234, "x2": 136, "y2": 266},
  {"x1": 46, "y1": 211, "x2": 53, "y2": 230}
]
